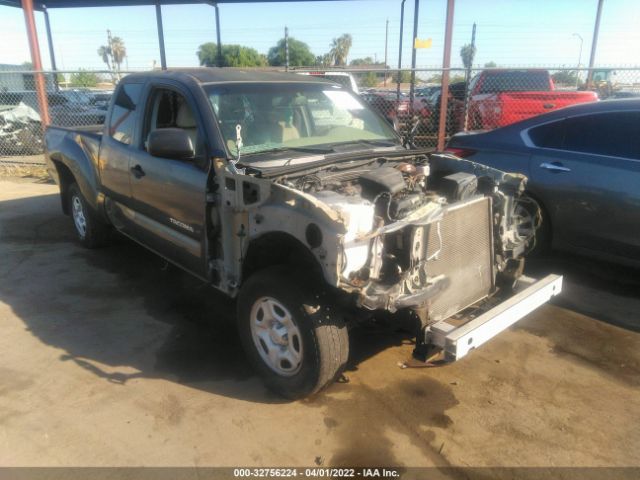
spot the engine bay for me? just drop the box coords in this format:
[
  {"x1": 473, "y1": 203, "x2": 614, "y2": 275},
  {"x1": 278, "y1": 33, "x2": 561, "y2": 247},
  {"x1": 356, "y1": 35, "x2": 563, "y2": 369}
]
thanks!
[{"x1": 248, "y1": 151, "x2": 540, "y2": 315}]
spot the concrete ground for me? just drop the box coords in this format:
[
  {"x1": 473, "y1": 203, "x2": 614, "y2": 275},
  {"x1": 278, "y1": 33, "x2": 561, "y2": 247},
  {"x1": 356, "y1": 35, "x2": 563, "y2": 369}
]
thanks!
[{"x1": 1, "y1": 178, "x2": 639, "y2": 469}]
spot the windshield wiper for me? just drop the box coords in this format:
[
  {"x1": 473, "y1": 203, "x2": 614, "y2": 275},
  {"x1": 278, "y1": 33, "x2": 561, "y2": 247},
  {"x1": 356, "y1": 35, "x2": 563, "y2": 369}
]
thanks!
[
  {"x1": 243, "y1": 145, "x2": 334, "y2": 156},
  {"x1": 327, "y1": 139, "x2": 399, "y2": 149}
]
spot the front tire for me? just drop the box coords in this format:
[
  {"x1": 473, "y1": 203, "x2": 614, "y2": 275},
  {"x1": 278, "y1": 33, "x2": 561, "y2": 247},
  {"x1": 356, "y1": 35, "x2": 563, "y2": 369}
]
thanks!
[
  {"x1": 68, "y1": 183, "x2": 110, "y2": 248},
  {"x1": 237, "y1": 267, "x2": 349, "y2": 399}
]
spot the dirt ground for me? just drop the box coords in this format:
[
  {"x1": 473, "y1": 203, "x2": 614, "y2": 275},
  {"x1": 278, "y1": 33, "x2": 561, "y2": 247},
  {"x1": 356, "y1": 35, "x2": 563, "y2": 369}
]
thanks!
[{"x1": 1, "y1": 178, "x2": 639, "y2": 470}]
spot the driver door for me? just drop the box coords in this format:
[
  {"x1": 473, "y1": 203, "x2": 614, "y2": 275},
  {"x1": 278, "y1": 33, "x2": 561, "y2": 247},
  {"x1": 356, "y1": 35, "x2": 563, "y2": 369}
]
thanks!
[{"x1": 127, "y1": 84, "x2": 209, "y2": 277}]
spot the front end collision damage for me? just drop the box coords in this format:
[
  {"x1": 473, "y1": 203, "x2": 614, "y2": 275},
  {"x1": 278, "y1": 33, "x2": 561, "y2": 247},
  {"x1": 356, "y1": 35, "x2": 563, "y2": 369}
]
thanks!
[{"x1": 208, "y1": 152, "x2": 535, "y2": 325}]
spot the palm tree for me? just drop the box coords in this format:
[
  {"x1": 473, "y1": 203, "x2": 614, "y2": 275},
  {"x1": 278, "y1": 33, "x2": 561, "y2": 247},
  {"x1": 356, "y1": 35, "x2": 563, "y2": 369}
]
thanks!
[
  {"x1": 97, "y1": 45, "x2": 112, "y2": 71},
  {"x1": 460, "y1": 44, "x2": 476, "y2": 70},
  {"x1": 329, "y1": 34, "x2": 353, "y2": 66},
  {"x1": 110, "y1": 36, "x2": 127, "y2": 77}
]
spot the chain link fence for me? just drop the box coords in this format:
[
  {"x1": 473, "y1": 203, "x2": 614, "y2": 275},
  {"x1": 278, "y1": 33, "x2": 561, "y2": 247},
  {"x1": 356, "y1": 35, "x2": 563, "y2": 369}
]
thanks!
[
  {"x1": 1, "y1": 66, "x2": 639, "y2": 165},
  {"x1": 0, "y1": 69, "x2": 122, "y2": 166}
]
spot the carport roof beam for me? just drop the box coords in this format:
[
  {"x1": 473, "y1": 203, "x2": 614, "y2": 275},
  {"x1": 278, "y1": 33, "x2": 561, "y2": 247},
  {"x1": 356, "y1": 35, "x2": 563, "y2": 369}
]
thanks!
[{"x1": 1, "y1": 0, "x2": 357, "y2": 10}]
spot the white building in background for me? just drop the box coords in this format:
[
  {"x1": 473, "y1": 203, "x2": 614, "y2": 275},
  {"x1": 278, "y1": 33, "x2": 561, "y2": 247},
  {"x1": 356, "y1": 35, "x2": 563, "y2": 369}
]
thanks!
[{"x1": 0, "y1": 64, "x2": 56, "y2": 92}]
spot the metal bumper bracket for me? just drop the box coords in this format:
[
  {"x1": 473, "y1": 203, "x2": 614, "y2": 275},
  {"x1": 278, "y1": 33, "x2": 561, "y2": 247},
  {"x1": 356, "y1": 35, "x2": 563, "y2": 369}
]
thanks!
[{"x1": 428, "y1": 274, "x2": 563, "y2": 360}]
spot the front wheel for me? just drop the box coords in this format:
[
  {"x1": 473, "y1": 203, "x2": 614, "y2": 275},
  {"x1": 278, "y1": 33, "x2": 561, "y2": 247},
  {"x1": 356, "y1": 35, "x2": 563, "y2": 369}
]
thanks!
[{"x1": 237, "y1": 267, "x2": 349, "y2": 399}]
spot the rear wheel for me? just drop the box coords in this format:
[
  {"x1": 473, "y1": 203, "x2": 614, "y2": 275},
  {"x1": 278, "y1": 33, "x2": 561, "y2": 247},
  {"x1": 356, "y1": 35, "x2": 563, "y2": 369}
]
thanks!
[
  {"x1": 237, "y1": 267, "x2": 349, "y2": 399},
  {"x1": 68, "y1": 183, "x2": 110, "y2": 248}
]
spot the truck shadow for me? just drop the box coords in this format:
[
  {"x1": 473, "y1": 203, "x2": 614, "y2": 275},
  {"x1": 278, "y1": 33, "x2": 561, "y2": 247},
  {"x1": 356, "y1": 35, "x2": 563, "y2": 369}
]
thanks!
[
  {"x1": 4, "y1": 193, "x2": 636, "y2": 404},
  {"x1": 0, "y1": 192, "x2": 412, "y2": 404}
]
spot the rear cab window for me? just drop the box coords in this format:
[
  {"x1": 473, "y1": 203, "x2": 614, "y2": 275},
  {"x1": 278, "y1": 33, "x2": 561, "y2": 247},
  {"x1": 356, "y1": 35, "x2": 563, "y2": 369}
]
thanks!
[
  {"x1": 109, "y1": 83, "x2": 143, "y2": 145},
  {"x1": 480, "y1": 71, "x2": 551, "y2": 94}
]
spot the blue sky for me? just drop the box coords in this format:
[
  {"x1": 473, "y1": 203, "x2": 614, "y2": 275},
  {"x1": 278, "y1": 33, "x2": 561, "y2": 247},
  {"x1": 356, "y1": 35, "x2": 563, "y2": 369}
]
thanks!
[{"x1": 0, "y1": 0, "x2": 639, "y2": 71}]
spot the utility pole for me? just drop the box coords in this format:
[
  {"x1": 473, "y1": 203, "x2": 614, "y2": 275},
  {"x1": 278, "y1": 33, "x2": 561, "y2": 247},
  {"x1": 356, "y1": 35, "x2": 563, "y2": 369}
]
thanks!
[
  {"x1": 214, "y1": 3, "x2": 222, "y2": 67},
  {"x1": 285, "y1": 26, "x2": 290, "y2": 71},
  {"x1": 586, "y1": 0, "x2": 604, "y2": 87},
  {"x1": 463, "y1": 22, "x2": 476, "y2": 130},
  {"x1": 384, "y1": 18, "x2": 389, "y2": 86}
]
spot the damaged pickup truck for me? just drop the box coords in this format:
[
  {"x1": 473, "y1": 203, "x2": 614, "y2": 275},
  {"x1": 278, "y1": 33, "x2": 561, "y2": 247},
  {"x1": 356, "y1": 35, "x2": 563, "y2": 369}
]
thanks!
[{"x1": 45, "y1": 69, "x2": 562, "y2": 398}]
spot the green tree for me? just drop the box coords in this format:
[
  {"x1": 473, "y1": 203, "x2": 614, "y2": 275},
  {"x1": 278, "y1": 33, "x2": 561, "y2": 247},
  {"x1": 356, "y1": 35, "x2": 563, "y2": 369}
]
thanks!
[
  {"x1": 426, "y1": 73, "x2": 442, "y2": 84},
  {"x1": 359, "y1": 71, "x2": 380, "y2": 88},
  {"x1": 329, "y1": 34, "x2": 353, "y2": 66},
  {"x1": 552, "y1": 70, "x2": 578, "y2": 86},
  {"x1": 315, "y1": 54, "x2": 333, "y2": 67},
  {"x1": 267, "y1": 37, "x2": 315, "y2": 67},
  {"x1": 460, "y1": 44, "x2": 476, "y2": 69},
  {"x1": 393, "y1": 71, "x2": 413, "y2": 83},
  {"x1": 350, "y1": 57, "x2": 376, "y2": 66},
  {"x1": 69, "y1": 70, "x2": 99, "y2": 87},
  {"x1": 484, "y1": 61, "x2": 497, "y2": 68},
  {"x1": 197, "y1": 43, "x2": 267, "y2": 67}
]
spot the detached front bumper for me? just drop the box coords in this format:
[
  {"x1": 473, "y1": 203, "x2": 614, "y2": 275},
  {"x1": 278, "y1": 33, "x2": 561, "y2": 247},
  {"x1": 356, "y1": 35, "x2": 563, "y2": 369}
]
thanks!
[{"x1": 427, "y1": 274, "x2": 563, "y2": 360}]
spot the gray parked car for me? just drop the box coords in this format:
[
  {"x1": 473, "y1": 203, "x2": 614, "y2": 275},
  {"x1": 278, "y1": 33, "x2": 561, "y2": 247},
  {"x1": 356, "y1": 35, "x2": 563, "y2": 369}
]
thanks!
[{"x1": 447, "y1": 99, "x2": 640, "y2": 266}]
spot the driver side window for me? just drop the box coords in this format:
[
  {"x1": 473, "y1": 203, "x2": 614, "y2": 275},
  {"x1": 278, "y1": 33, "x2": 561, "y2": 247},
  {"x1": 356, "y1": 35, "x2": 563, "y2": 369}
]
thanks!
[{"x1": 143, "y1": 88, "x2": 204, "y2": 157}]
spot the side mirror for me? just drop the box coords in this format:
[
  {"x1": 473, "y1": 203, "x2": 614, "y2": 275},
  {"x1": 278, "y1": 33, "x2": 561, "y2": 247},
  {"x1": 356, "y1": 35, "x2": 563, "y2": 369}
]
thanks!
[{"x1": 147, "y1": 128, "x2": 195, "y2": 161}]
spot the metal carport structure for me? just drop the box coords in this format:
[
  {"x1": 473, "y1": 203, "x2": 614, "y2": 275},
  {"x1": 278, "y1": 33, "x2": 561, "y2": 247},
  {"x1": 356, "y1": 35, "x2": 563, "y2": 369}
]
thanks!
[{"x1": 1, "y1": 0, "x2": 460, "y2": 148}]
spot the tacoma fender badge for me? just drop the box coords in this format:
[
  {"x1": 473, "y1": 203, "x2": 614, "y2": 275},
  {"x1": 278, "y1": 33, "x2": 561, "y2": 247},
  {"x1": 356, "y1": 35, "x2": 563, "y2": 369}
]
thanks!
[{"x1": 169, "y1": 218, "x2": 195, "y2": 233}]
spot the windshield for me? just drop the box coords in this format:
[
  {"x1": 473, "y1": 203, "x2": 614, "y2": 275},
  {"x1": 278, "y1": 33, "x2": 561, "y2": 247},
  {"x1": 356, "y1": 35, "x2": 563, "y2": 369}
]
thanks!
[{"x1": 205, "y1": 83, "x2": 398, "y2": 161}]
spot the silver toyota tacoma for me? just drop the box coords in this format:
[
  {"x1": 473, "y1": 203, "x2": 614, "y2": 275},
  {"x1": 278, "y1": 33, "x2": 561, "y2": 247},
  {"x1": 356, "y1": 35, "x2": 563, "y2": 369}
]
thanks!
[{"x1": 45, "y1": 70, "x2": 562, "y2": 398}]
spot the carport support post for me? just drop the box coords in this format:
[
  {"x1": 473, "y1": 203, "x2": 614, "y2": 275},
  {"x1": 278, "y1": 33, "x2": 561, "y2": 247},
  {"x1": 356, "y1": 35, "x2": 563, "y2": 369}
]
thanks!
[
  {"x1": 408, "y1": 0, "x2": 420, "y2": 143},
  {"x1": 436, "y1": 0, "x2": 455, "y2": 151},
  {"x1": 586, "y1": 0, "x2": 604, "y2": 87},
  {"x1": 396, "y1": 0, "x2": 406, "y2": 104},
  {"x1": 215, "y1": 3, "x2": 222, "y2": 67},
  {"x1": 155, "y1": 2, "x2": 167, "y2": 70},
  {"x1": 21, "y1": 0, "x2": 50, "y2": 126},
  {"x1": 42, "y1": 5, "x2": 59, "y2": 91}
]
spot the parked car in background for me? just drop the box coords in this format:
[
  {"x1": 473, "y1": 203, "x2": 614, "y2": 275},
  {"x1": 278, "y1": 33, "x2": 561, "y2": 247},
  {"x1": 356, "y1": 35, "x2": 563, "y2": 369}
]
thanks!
[
  {"x1": 447, "y1": 99, "x2": 640, "y2": 266},
  {"x1": 360, "y1": 90, "x2": 431, "y2": 131},
  {"x1": 18, "y1": 91, "x2": 106, "y2": 127},
  {"x1": 88, "y1": 91, "x2": 113, "y2": 110},
  {"x1": 415, "y1": 84, "x2": 440, "y2": 99},
  {"x1": 0, "y1": 92, "x2": 43, "y2": 155},
  {"x1": 59, "y1": 89, "x2": 94, "y2": 106},
  {"x1": 467, "y1": 69, "x2": 598, "y2": 130},
  {"x1": 297, "y1": 71, "x2": 359, "y2": 94},
  {"x1": 422, "y1": 81, "x2": 468, "y2": 136}
]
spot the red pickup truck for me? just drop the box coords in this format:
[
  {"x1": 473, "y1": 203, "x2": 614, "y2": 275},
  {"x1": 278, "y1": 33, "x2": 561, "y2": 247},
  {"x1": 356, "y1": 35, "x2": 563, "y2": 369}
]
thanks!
[{"x1": 467, "y1": 69, "x2": 598, "y2": 130}]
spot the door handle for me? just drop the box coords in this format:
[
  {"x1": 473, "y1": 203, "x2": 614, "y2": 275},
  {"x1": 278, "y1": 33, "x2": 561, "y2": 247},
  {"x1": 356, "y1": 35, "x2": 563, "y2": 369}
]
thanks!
[
  {"x1": 130, "y1": 164, "x2": 145, "y2": 178},
  {"x1": 540, "y1": 162, "x2": 571, "y2": 173}
]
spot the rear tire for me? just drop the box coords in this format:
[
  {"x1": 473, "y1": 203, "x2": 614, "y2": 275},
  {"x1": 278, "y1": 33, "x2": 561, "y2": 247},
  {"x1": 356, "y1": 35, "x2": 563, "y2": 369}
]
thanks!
[
  {"x1": 68, "y1": 183, "x2": 110, "y2": 248},
  {"x1": 237, "y1": 266, "x2": 349, "y2": 399}
]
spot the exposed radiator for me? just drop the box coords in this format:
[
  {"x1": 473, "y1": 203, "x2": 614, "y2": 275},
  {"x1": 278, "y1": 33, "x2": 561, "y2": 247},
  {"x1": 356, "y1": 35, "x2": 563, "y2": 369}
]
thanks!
[{"x1": 424, "y1": 196, "x2": 494, "y2": 322}]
